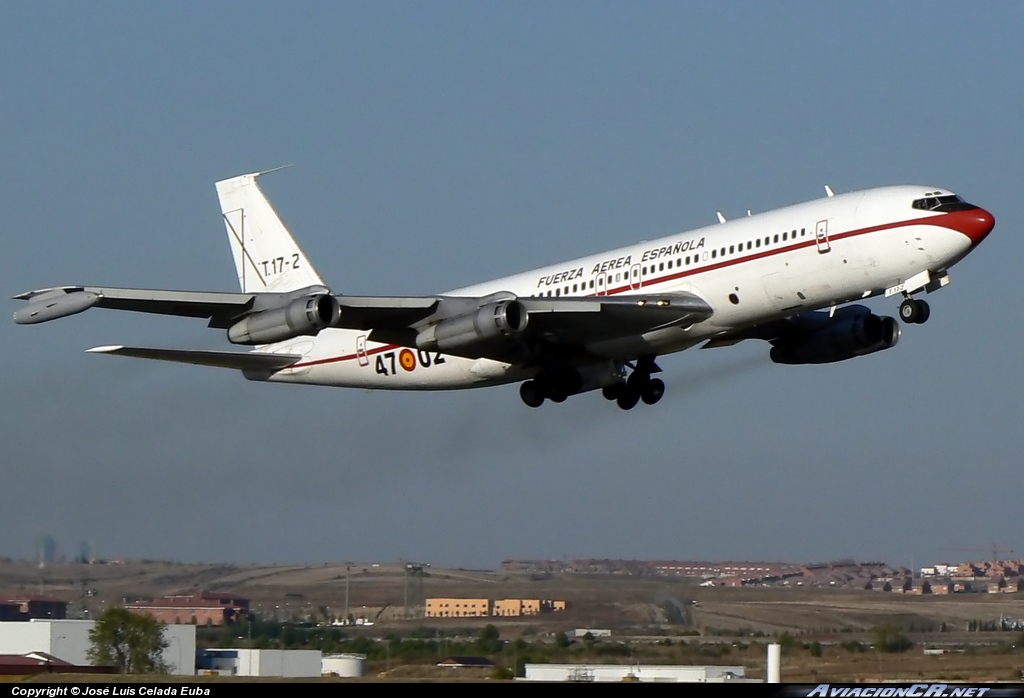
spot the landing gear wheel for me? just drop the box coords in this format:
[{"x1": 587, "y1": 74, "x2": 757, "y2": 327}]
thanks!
[
  {"x1": 616, "y1": 389, "x2": 640, "y2": 411},
  {"x1": 549, "y1": 391, "x2": 568, "y2": 403},
  {"x1": 913, "y1": 299, "x2": 930, "y2": 324},
  {"x1": 899, "y1": 298, "x2": 919, "y2": 324},
  {"x1": 641, "y1": 378, "x2": 665, "y2": 405},
  {"x1": 519, "y1": 381, "x2": 545, "y2": 408},
  {"x1": 602, "y1": 383, "x2": 625, "y2": 401}
]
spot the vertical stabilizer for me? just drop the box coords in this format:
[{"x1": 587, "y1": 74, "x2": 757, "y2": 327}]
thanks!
[{"x1": 215, "y1": 170, "x2": 327, "y2": 293}]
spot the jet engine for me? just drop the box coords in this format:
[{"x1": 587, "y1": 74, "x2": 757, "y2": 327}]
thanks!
[
  {"x1": 769, "y1": 306, "x2": 900, "y2": 365},
  {"x1": 227, "y1": 294, "x2": 341, "y2": 345},
  {"x1": 416, "y1": 300, "x2": 528, "y2": 353}
]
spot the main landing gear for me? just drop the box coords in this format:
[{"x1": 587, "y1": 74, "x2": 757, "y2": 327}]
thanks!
[
  {"x1": 518, "y1": 356, "x2": 666, "y2": 410},
  {"x1": 601, "y1": 356, "x2": 664, "y2": 411},
  {"x1": 899, "y1": 297, "x2": 930, "y2": 325},
  {"x1": 519, "y1": 369, "x2": 583, "y2": 408}
]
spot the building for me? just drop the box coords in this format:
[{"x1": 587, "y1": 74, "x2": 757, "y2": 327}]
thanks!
[
  {"x1": 0, "y1": 603, "x2": 21, "y2": 622},
  {"x1": 424, "y1": 598, "x2": 491, "y2": 618},
  {"x1": 521, "y1": 664, "x2": 758, "y2": 683},
  {"x1": 197, "y1": 649, "x2": 321, "y2": 677},
  {"x1": 0, "y1": 619, "x2": 195, "y2": 675},
  {"x1": 0, "y1": 595, "x2": 68, "y2": 620},
  {"x1": 426, "y1": 597, "x2": 567, "y2": 618},
  {"x1": 0, "y1": 652, "x2": 117, "y2": 676},
  {"x1": 126, "y1": 592, "x2": 249, "y2": 626}
]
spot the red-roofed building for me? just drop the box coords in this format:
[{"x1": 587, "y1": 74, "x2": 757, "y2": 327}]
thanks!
[
  {"x1": 126, "y1": 591, "x2": 249, "y2": 625},
  {"x1": 0, "y1": 652, "x2": 116, "y2": 676}
]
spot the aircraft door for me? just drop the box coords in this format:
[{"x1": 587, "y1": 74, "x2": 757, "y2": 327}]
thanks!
[
  {"x1": 595, "y1": 272, "x2": 608, "y2": 296},
  {"x1": 629, "y1": 264, "x2": 642, "y2": 290},
  {"x1": 815, "y1": 219, "x2": 831, "y2": 254},
  {"x1": 356, "y1": 335, "x2": 369, "y2": 367}
]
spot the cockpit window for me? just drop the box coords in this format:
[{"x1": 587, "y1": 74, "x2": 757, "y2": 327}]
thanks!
[{"x1": 911, "y1": 194, "x2": 977, "y2": 213}]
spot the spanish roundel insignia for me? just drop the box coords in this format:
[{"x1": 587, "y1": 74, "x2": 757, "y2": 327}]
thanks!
[{"x1": 399, "y1": 348, "x2": 416, "y2": 371}]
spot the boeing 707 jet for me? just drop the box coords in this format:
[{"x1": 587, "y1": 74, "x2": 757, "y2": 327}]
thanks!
[{"x1": 13, "y1": 172, "x2": 995, "y2": 409}]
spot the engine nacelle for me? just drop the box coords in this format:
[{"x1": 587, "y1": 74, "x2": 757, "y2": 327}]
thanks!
[
  {"x1": 227, "y1": 294, "x2": 340, "y2": 345},
  {"x1": 770, "y1": 312, "x2": 900, "y2": 365},
  {"x1": 415, "y1": 300, "x2": 528, "y2": 353}
]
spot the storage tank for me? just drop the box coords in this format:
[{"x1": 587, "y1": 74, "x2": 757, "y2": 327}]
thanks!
[{"x1": 322, "y1": 653, "x2": 366, "y2": 678}]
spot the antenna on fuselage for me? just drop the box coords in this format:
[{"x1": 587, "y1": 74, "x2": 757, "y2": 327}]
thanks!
[
  {"x1": 716, "y1": 212, "x2": 726, "y2": 224},
  {"x1": 824, "y1": 185, "x2": 835, "y2": 197}
]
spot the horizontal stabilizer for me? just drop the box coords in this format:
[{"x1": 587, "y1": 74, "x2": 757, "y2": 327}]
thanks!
[{"x1": 86, "y1": 345, "x2": 301, "y2": 371}]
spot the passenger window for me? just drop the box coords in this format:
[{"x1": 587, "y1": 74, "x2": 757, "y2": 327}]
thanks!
[
  {"x1": 555, "y1": 289, "x2": 560, "y2": 297},
  {"x1": 783, "y1": 232, "x2": 788, "y2": 241},
  {"x1": 756, "y1": 239, "x2": 761, "y2": 248},
  {"x1": 659, "y1": 262, "x2": 664, "y2": 271},
  {"x1": 712, "y1": 250, "x2": 717, "y2": 259},
  {"x1": 801, "y1": 228, "x2": 806, "y2": 236},
  {"x1": 615, "y1": 273, "x2": 621, "y2": 282},
  {"x1": 764, "y1": 237, "x2": 770, "y2": 245},
  {"x1": 774, "y1": 234, "x2": 779, "y2": 243},
  {"x1": 667, "y1": 260, "x2": 673, "y2": 269},
  {"x1": 729, "y1": 245, "x2": 734, "y2": 254},
  {"x1": 746, "y1": 241, "x2": 752, "y2": 250},
  {"x1": 589, "y1": 280, "x2": 594, "y2": 289},
  {"x1": 685, "y1": 256, "x2": 690, "y2": 265},
  {"x1": 572, "y1": 283, "x2": 577, "y2": 292}
]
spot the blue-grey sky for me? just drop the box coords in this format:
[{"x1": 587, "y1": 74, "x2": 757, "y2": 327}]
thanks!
[{"x1": 3, "y1": 2, "x2": 1022, "y2": 570}]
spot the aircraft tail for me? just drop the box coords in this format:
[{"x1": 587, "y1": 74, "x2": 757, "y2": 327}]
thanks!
[{"x1": 215, "y1": 170, "x2": 327, "y2": 293}]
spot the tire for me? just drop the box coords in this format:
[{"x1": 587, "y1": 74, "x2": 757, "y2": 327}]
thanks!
[
  {"x1": 617, "y1": 389, "x2": 640, "y2": 411},
  {"x1": 914, "y1": 299, "x2": 930, "y2": 324},
  {"x1": 899, "y1": 299, "x2": 918, "y2": 323},
  {"x1": 519, "y1": 381, "x2": 544, "y2": 408},
  {"x1": 641, "y1": 378, "x2": 665, "y2": 405},
  {"x1": 602, "y1": 383, "x2": 624, "y2": 401},
  {"x1": 627, "y1": 371, "x2": 648, "y2": 392}
]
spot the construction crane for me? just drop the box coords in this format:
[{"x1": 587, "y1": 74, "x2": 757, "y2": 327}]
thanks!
[{"x1": 401, "y1": 560, "x2": 430, "y2": 619}]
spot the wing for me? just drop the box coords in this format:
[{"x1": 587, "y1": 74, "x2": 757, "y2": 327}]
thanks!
[
  {"x1": 11, "y1": 284, "x2": 339, "y2": 328},
  {"x1": 13, "y1": 286, "x2": 257, "y2": 327},
  {"x1": 334, "y1": 291, "x2": 714, "y2": 364}
]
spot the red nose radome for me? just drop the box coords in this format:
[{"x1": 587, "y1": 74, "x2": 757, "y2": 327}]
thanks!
[{"x1": 944, "y1": 207, "x2": 995, "y2": 246}]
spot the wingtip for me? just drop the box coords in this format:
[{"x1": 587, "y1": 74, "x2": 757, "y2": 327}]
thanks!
[{"x1": 87, "y1": 345, "x2": 123, "y2": 354}]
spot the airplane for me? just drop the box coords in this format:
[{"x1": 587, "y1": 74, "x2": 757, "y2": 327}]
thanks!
[{"x1": 12, "y1": 171, "x2": 995, "y2": 410}]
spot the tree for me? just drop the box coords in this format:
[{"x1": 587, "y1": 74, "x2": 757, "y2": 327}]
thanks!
[
  {"x1": 87, "y1": 607, "x2": 170, "y2": 674},
  {"x1": 872, "y1": 622, "x2": 913, "y2": 653}
]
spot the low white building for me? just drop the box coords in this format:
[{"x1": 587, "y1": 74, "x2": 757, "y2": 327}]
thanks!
[
  {"x1": 0, "y1": 619, "x2": 195, "y2": 675},
  {"x1": 198, "y1": 649, "x2": 322, "y2": 677},
  {"x1": 522, "y1": 663, "x2": 758, "y2": 683}
]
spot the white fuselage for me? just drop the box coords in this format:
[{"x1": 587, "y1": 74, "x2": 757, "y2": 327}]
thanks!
[{"x1": 254, "y1": 185, "x2": 979, "y2": 390}]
